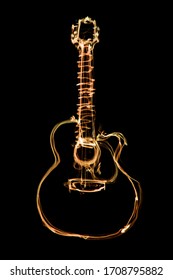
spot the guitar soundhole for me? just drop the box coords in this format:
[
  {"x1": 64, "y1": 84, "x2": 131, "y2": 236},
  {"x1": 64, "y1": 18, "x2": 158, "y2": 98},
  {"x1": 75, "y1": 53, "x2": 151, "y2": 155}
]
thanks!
[
  {"x1": 73, "y1": 139, "x2": 100, "y2": 167},
  {"x1": 76, "y1": 146, "x2": 95, "y2": 161}
]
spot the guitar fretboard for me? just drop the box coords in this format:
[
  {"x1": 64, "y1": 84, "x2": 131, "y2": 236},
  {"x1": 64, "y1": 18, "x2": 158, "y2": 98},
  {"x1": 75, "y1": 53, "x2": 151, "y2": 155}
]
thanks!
[{"x1": 76, "y1": 45, "x2": 96, "y2": 140}]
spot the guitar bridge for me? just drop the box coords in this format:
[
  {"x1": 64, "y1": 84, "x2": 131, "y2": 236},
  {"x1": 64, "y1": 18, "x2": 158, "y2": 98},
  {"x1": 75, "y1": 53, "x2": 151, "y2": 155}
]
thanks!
[{"x1": 64, "y1": 178, "x2": 106, "y2": 193}]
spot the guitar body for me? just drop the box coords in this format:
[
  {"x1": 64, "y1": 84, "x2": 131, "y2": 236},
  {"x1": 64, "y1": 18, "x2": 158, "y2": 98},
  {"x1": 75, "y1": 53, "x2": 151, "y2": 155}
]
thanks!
[
  {"x1": 37, "y1": 117, "x2": 142, "y2": 240},
  {"x1": 36, "y1": 17, "x2": 142, "y2": 240}
]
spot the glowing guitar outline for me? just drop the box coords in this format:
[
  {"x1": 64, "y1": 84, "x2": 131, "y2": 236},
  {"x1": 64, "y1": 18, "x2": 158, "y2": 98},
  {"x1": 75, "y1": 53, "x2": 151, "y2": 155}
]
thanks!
[{"x1": 36, "y1": 16, "x2": 142, "y2": 240}]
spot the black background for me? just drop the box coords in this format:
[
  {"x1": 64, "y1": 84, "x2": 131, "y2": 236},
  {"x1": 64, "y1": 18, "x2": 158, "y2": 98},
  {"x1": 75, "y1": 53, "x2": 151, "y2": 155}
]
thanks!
[{"x1": 2, "y1": 7, "x2": 172, "y2": 260}]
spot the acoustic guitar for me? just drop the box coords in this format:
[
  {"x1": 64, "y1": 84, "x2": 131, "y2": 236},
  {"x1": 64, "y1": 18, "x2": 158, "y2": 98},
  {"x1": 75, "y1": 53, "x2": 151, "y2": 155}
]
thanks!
[{"x1": 36, "y1": 16, "x2": 142, "y2": 240}]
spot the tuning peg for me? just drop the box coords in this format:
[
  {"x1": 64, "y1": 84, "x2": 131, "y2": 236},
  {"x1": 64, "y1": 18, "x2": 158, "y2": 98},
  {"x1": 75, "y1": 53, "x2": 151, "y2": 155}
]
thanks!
[
  {"x1": 84, "y1": 16, "x2": 92, "y2": 23},
  {"x1": 72, "y1": 24, "x2": 77, "y2": 31}
]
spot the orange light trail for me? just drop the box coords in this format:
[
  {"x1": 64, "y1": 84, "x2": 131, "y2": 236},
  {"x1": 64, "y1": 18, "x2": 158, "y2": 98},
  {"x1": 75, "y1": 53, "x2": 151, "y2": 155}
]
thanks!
[{"x1": 36, "y1": 17, "x2": 142, "y2": 240}]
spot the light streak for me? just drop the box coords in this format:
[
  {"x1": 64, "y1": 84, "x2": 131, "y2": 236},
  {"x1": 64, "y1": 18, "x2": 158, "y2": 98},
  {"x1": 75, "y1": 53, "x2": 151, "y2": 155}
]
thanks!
[{"x1": 36, "y1": 17, "x2": 142, "y2": 240}]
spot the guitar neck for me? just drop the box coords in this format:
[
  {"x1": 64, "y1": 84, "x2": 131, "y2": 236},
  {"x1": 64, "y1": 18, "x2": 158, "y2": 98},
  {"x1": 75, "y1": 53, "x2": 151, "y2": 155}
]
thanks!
[{"x1": 76, "y1": 45, "x2": 96, "y2": 140}]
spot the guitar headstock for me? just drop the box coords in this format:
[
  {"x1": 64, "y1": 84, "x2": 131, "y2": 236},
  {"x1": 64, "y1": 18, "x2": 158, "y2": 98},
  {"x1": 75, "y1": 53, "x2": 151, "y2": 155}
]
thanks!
[{"x1": 71, "y1": 16, "x2": 100, "y2": 49}]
